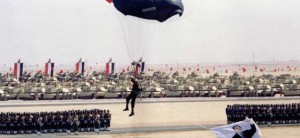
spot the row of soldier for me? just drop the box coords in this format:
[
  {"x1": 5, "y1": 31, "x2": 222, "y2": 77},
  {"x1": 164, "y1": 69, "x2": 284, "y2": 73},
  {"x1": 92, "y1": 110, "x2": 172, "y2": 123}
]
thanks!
[
  {"x1": 0, "y1": 109, "x2": 111, "y2": 135},
  {"x1": 226, "y1": 103, "x2": 300, "y2": 125}
]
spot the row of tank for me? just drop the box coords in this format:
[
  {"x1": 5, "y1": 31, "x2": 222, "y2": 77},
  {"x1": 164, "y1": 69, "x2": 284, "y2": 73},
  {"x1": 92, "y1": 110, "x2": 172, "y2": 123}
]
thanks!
[{"x1": 0, "y1": 71, "x2": 300, "y2": 100}]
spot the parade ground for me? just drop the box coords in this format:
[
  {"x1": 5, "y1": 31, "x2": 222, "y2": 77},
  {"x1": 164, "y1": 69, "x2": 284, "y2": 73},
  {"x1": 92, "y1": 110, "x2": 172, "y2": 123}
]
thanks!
[{"x1": 0, "y1": 97, "x2": 300, "y2": 138}]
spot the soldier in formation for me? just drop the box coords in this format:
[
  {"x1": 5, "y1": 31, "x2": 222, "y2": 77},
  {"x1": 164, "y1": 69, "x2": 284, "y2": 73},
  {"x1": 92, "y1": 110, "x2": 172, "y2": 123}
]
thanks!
[
  {"x1": 226, "y1": 103, "x2": 300, "y2": 126},
  {"x1": 0, "y1": 108, "x2": 111, "y2": 135}
]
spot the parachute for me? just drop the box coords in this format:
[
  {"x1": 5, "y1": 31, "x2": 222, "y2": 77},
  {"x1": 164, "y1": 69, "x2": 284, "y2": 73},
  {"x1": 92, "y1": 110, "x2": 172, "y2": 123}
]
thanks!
[
  {"x1": 111, "y1": 0, "x2": 184, "y2": 22},
  {"x1": 107, "y1": 0, "x2": 184, "y2": 61}
]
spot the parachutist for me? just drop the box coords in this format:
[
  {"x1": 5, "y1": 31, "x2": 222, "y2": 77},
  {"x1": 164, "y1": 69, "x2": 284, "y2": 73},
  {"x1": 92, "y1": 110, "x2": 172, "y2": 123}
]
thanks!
[{"x1": 123, "y1": 77, "x2": 142, "y2": 116}]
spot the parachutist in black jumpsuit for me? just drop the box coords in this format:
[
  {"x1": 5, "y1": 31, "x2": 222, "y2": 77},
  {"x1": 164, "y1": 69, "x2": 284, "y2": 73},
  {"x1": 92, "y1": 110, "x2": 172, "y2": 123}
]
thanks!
[{"x1": 123, "y1": 78, "x2": 142, "y2": 116}]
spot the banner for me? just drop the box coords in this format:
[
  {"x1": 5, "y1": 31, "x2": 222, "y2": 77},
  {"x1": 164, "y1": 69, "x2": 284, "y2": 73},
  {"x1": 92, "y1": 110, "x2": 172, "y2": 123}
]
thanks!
[
  {"x1": 13, "y1": 62, "x2": 23, "y2": 80},
  {"x1": 45, "y1": 62, "x2": 54, "y2": 77},
  {"x1": 211, "y1": 118, "x2": 261, "y2": 138},
  {"x1": 134, "y1": 61, "x2": 145, "y2": 77},
  {"x1": 76, "y1": 62, "x2": 85, "y2": 75},
  {"x1": 105, "y1": 62, "x2": 115, "y2": 76}
]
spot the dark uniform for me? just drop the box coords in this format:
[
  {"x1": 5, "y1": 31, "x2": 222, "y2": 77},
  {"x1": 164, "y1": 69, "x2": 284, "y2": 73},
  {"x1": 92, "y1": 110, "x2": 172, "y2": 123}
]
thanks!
[
  {"x1": 95, "y1": 114, "x2": 100, "y2": 133},
  {"x1": 73, "y1": 115, "x2": 79, "y2": 135},
  {"x1": 66, "y1": 115, "x2": 73, "y2": 134},
  {"x1": 106, "y1": 110, "x2": 111, "y2": 131},
  {"x1": 36, "y1": 116, "x2": 43, "y2": 135},
  {"x1": 123, "y1": 77, "x2": 142, "y2": 116},
  {"x1": 100, "y1": 111, "x2": 105, "y2": 130},
  {"x1": 0, "y1": 108, "x2": 111, "y2": 135}
]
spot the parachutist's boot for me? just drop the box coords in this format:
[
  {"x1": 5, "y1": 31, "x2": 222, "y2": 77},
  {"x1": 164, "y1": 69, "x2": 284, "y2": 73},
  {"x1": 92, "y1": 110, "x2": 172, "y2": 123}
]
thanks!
[
  {"x1": 123, "y1": 105, "x2": 129, "y2": 111},
  {"x1": 129, "y1": 109, "x2": 135, "y2": 116}
]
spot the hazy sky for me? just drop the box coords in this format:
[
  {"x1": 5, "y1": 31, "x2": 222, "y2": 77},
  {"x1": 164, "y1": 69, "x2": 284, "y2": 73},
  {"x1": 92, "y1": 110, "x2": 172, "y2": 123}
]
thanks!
[{"x1": 1, "y1": 0, "x2": 300, "y2": 66}]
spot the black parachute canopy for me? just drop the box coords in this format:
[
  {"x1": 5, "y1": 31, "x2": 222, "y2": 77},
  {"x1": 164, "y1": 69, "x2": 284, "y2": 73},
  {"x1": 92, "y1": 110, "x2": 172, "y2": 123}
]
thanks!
[{"x1": 111, "y1": 0, "x2": 184, "y2": 22}]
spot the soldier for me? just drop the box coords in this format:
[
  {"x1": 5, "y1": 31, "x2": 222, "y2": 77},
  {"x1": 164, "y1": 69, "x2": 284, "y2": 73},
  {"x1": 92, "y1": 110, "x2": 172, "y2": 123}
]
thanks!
[
  {"x1": 279, "y1": 106, "x2": 284, "y2": 124},
  {"x1": 32, "y1": 114, "x2": 37, "y2": 134},
  {"x1": 79, "y1": 113, "x2": 85, "y2": 132},
  {"x1": 13, "y1": 115, "x2": 19, "y2": 134},
  {"x1": 100, "y1": 110, "x2": 105, "y2": 131},
  {"x1": 66, "y1": 114, "x2": 73, "y2": 135},
  {"x1": 286, "y1": 105, "x2": 292, "y2": 124},
  {"x1": 297, "y1": 104, "x2": 300, "y2": 123},
  {"x1": 104, "y1": 110, "x2": 111, "y2": 131},
  {"x1": 274, "y1": 106, "x2": 280, "y2": 124},
  {"x1": 36, "y1": 115, "x2": 43, "y2": 135},
  {"x1": 0, "y1": 116, "x2": 3, "y2": 134},
  {"x1": 258, "y1": 106, "x2": 264, "y2": 125},
  {"x1": 266, "y1": 106, "x2": 273, "y2": 126},
  {"x1": 43, "y1": 115, "x2": 49, "y2": 133},
  {"x1": 84, "y1": 113, "x2": 89, "y2": 132},
  {"x1": 73, "y1": 114, "x2": 79, "y2": 135},
  {"x1": 291, "y1": 104, "x2": 297, "y2": 124},
  {"x1": 58, "y1": 114, "x2": 64, "y2": 133},
  {"x1": 62, "y1": 113, "x2": 67, "y2": 133},
  {"x1": 2, "y1": 116, "x2": 7, "y2": 134},
  {"x1": 50, "y1": 114, "x2": 56, "y2": 133},
  {"x1": 87, "y1": 113, "x2": 94, "y2": 132},
  {"x1": 123, "y1": 77, "x2": 142, "y2": 116},
  {"x1": 20, "y1": 115, "x2": 26, "y2": 134},
  {"x1": 94, "y1": 112, "x2": 101, "y2": 133},
  {"x1": 8, "y1": 115, "x2": 14, "y2": 135},
  {"x1": 225, "y1": 105, "x2": 229, "y2": 124}
]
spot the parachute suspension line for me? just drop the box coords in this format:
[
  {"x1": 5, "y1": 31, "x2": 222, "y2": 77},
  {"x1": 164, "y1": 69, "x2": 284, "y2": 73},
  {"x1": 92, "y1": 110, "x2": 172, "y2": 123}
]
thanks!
[
  {"x1": 145, "y1": 21, "x2": 173, "y2": 59},
  {"x1": 133, "y1": 17, "x2": 140, "y2": 61},
  {"x1": 126, "y1": 17, "x2": 133, "y2": 60},
  {"x1": 127, "y1": 17, "x2": 136, "y2": 61},
  {"x1": 131, "y1": 17, "x2": 139, "y2": 61},
  {"x1": 141, "y1": 21, "x2": 157, "y2": 61},
  {"x1": 154, "y1": 21, "x2": 173, "y2": 46},
  {"x1": 138, "y1": 20, "x2": 146, "y2": 61},
  {"x1": 141, "y1": 19, "x2": 152, "y2": 61},
  {"x1": 138, "y1": 18, "x2": 149, "y2": 61},
  {"x1": 143, "y1": 22, "x2": 160, "y2": 61},
  {"x1": 115, "y1": 11, "x2": 131, "y2": 61},
  {"x1": 136, "y1": 18, "x2": 142, "y2": 61}
]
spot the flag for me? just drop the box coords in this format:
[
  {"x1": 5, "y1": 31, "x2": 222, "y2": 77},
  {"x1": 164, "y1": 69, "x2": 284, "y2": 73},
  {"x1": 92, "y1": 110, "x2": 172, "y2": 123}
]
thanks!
[
  {"x1": 13, "y1": 62, "x2": 23, "y2": 80},
  {"x1": 45, "y1": 62, "x2": 54, "y2": 77},
  {"x1": 206, "y1": 69, "x2": 210, "y2": 74},
  {"x1": 211, "y1": 118, "x2": 261, "y2": 138},
  {"x1": 106, "y1": 0, "x2": 113, "y2": 3},
  {"x1": 134, "y1": 61, "x2": 145, "y2": 77},
  {"x1": 242, "y1": 68, "x2": 247, "y2": 72},
  {"x1": 76, "y1": 61, "x2": 85, "y2": 75},
  {"x1": 260, "y1": 69, "x2": 264, "y2": 72},
  {"x1": 105, "y1": 62, "x2": 115, "y2": 76}
]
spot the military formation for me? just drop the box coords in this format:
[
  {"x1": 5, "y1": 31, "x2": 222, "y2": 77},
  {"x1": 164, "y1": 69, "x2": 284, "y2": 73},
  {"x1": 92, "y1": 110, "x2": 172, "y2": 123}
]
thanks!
[
  {"x1": 226, "y1": 103, "x2": 300, "y2": 125},
  {"x1": 0, "y1": 109, "x2": 111, "y2": 135},
  {"x1": 1, "y1": 71, "x2": 300, "y2": 100}
]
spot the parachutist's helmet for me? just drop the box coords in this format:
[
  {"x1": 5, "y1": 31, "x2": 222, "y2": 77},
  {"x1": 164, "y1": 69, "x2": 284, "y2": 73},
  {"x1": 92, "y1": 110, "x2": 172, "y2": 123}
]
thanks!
[{"x1": 130, "y1": 77, "x2": 136, "y2": 83}]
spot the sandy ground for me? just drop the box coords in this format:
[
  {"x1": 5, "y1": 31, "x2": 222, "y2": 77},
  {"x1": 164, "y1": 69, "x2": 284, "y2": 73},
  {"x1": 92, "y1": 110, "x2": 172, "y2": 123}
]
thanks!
[
  {"x1": 97, "y1": 127, "x2": 300, "y2": 138},
  {"x1": 0, "y1": 98, "x2": 299, "y2": 137}
]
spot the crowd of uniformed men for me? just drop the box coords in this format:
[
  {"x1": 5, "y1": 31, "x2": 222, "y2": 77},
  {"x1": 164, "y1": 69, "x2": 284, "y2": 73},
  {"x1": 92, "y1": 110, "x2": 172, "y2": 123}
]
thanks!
[
  {"x1": 226, "y1": 103, "x2": 300, "y2": 125},
  {"x1": 0, "y1": 109, "x2": 111, "y2": 135}
]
